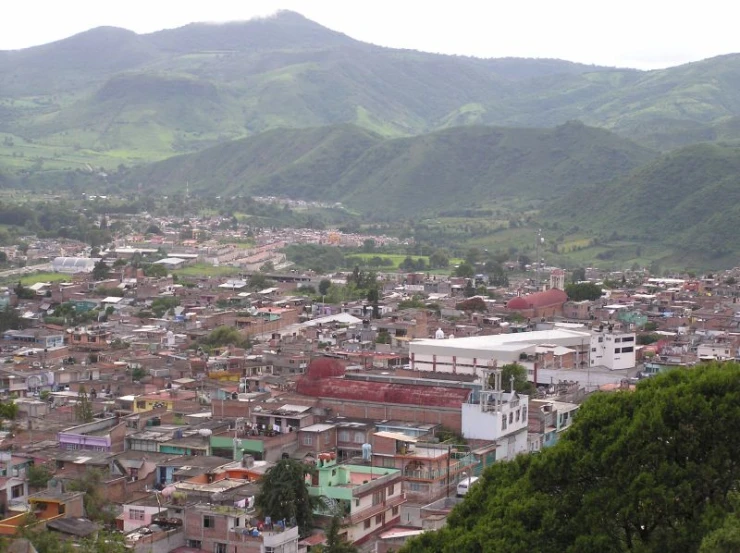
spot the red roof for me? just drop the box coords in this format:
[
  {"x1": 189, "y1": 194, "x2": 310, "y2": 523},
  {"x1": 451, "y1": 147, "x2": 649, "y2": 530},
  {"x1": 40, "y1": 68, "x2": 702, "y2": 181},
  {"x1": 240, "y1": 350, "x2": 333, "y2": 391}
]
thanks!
[
  {"x1": 296, "y1": 378, "x2": 470, "y2": 408},
  {"x1": 507, "y1": 289, "x2": 567, "y2": 310}
]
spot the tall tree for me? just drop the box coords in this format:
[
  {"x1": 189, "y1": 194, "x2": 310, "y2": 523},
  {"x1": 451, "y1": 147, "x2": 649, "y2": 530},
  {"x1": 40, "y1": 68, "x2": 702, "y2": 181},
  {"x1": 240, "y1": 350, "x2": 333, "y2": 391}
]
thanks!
[
  {"x1": 316, "y1": 514, "x2": 358, "y2": 553},
  {"x1": 402, "y1": 362, "x2": 740, "y2": 553},
  {"x1": 255, "y1": 458, "x2": 319, "y2": 536},
  {"x1": 91, "y1": 259, "x2": 109, "y2": 280},
  {"x1": 74, "y1": 385, "x2": 94, "y2": 423}
]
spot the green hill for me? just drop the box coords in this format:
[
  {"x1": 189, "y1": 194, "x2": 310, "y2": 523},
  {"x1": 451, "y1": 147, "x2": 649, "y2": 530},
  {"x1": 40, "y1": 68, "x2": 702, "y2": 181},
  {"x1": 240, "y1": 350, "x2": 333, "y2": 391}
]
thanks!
[
  {"x1": 124, "y1": 121, "x2": 655, "y2": 215},
  {"x1": 546, "y1": 142, "x2": 740, "y2": 263}
]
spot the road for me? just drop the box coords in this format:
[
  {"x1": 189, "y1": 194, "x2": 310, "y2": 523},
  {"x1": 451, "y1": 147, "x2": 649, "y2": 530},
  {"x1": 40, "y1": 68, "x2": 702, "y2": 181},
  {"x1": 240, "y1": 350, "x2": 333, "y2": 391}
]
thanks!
[{"x1": 0, "y1": 263, "x2": 52, "y2": 280}]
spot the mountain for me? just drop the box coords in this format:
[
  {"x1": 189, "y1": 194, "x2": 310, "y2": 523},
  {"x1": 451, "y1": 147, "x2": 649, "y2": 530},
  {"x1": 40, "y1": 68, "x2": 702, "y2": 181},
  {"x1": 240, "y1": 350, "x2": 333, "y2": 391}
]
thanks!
[
  {"x1": 123, "y1": 121, "x2": 656, "y2": 215},
  {"x1": 546, "y1": 142, "x2": 740, "y2": 262},
  {"x1": 3, "y1": 11, "x2": 740, "y2": 177}
]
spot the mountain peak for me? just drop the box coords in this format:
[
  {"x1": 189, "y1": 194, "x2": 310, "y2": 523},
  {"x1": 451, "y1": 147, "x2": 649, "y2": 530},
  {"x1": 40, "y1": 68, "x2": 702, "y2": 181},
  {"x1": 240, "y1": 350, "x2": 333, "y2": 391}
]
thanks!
[{"x1": 147, "y1": 11, "x2": 355, "y2": 53}]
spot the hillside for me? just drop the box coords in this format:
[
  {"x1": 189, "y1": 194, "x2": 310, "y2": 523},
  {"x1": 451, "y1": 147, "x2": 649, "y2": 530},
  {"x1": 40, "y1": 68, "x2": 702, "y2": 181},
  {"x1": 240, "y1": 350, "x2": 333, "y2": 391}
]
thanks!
[
  {"x1": 124, "y1": 121, "x2": 655, "y2": 215},
  {"x1": 546, "y1": 142, "x2": 740, "y2": 263}
]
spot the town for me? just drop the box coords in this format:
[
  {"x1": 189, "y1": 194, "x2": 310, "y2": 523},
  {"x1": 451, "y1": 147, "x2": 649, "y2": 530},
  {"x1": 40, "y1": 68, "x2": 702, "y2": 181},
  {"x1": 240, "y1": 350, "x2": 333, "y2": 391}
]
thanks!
[{"x1": 0, "y1": 218, "x2": 736, "y2": 553}]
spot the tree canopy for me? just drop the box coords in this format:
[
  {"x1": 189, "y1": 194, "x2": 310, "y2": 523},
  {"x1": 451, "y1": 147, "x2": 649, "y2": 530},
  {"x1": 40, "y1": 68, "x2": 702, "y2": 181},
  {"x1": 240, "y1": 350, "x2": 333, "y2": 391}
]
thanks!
[
  {"x1": 255, "y1": 458, "x2": 318, "y2": 537},
  {"x1": 402, "y1": 362, "x2": 740, "y2": 553},
  {"x1": 565, "y1": 281, "x2": 603, "y2": 301}
]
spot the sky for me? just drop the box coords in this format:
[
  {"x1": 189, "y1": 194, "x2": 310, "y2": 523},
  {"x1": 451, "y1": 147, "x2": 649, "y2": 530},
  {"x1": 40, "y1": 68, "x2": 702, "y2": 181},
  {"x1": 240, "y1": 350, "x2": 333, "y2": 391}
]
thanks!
[{"x1": 1, "y1": 0, "x2": 738, "y2": 70}]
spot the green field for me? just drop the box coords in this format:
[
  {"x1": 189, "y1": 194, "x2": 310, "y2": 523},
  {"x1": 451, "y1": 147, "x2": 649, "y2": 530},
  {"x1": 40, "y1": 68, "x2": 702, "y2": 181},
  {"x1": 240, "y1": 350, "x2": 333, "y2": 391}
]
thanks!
[{"x1": 18, "y1": 272, "x2": 70, "y2": 285}]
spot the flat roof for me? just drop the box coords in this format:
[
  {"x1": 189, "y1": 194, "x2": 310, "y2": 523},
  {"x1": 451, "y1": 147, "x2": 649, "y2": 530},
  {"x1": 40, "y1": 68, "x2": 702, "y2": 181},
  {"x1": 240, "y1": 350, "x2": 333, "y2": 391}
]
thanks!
[
  {"x1": 411, "y1": 328, "x2": 591, "y2": 353},
  {"x1": 374, "y1": 431, "x2": 418, "y2": 443},
  {"x1": 301, "y1": 423, "x2": 335, "y2": 433}
]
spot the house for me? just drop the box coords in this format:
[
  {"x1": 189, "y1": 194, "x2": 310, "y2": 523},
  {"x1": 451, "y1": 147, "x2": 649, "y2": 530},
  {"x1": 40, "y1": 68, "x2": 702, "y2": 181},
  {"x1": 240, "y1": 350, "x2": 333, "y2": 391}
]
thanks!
[
  {"x1": 57, "y1": 416, "x2": 127, "y2": 453},
  {"x1": 308, "y1": 452, "x2": 405, "y2": 545},
  {"x1": 0, "y1": 481, "x2": 85, "y2": 536},
  {"x1": 371, "y1": 433, "x2": 477, "y2": 504},
  {"x1": 182, "y1": 502, "x2": 300, "y2": 553}
]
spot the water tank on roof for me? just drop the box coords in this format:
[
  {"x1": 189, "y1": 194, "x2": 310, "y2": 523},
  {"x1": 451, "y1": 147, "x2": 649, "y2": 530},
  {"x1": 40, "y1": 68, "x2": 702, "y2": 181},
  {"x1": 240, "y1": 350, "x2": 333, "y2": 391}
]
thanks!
[
  {"x1": 362, "y1": 443, "x2": 372, "y2": 461},
  {"x1": 174, "y1": 429, "x2": 184, "y2": 439},
  {"x1": 198, "y1": 428, "x2": 213, "y2": 438}
]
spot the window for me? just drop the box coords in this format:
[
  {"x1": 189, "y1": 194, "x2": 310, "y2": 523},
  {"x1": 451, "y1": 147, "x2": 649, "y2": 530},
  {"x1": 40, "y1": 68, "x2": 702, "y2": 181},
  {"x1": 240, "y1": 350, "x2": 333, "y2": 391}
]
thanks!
[
  {"x1": 364, "y1": 519, "x2": 371, "y2": 529},
  {"x1": 509, "y1": 412, "x2": 513, "y2": 424},
  {"x1": 622, "y1": 336, "x2": 635, "y2": 342},
  {"x1": 324, "y1": 432, "x2": 331, "y2": 444},
  {"x1": 621, "y1": 346, "x2": 634, "y2": 353},
  {"x1": 203, "y1": 515, "x2": 215, "y2": 528},
  {"x1": 598, "y1": 337, "x2": 603, "y2": 343},
  {"x1": 392, "y1": 506, "x2": 399, "y2": 516},
  {"x1": 302, "y1": 434, "x2": 313, "y2": 446},
  {"x1": 187, "y1": 541, "x2": 202, "y2": 549},
  {"x1": 234, "y1": 516, "x2": 240, "y2": 527},
  {"x1": 215, "y1": 543, "x2": 227, "y2": 553},
  {"x1": 375, "y1": 514, "x2": 383, "y2": 525},
  {"x1": 129, "y1": 509, "x2": 145, "y2": 521},
  {"x1": 387, "y1": 483, "x2": 395, "y2": 496},
  {"x1": 614, "y1": 337, "x2": 622, "y2": 343},
  {"x1": 339, "y1": 430, "x2": 350, "y2": 442},
  {"x1": 516, "y1": 409, "x2": 520, "y2": 422},
  {"x1": 501, "y1": 417, "x2": 507, "y2": 430},
  {"x1": 354, "y1": 432, "x2": 365, "y2": 444},
  {"x1": 382, "y1": 457, "x2": 396, "y2": 468},
  {"x1": 591, "y1": 347, "x2": 596, "y2": 352},
  {"x1": 11, "y1": 484, "x2": 24, "y2": 499}
]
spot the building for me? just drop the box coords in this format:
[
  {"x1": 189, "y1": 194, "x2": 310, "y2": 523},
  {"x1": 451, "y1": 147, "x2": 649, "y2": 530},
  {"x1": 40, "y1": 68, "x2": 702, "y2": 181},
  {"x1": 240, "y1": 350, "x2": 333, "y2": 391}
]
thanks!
[
  {"x1": 371, "y1": 433, "x2": 476, "y2": 504},
  {"x1": 183, "y1": 502, "x2": 300, "y2": 553},
  {"x1": 3, "y1": 329, "x2": 65, "y2": 349},
  {"x1": 52, "y1": 257, "x2": 100, "y2": 274},
  {"x1": 589, "y1": 326, "x2": 637, "y2": 370},
  {"x1": 58, "y1": 416, "x2": 127, "y2": 453},
  {"x1": 308, "y1": 452, "x2": 405, "y2": 545},
  {"x1": 409, "y1": 329, "x2": 592, "y2": 381},
  {"x1": 461, "y1": 369, "x2": 529, "y2": 461}
]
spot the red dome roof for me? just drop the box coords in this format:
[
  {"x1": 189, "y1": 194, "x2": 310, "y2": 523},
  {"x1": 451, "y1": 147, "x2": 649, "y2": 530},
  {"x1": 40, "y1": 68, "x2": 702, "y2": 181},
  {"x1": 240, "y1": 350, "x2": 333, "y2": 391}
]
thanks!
[{"x1": 507, "y1": 288, "x2": 568, "y2": 310}]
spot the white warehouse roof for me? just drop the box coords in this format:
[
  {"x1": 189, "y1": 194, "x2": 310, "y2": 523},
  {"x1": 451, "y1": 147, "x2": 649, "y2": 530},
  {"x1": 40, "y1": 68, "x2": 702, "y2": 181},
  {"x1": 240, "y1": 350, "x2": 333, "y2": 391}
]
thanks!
[{"x1": 52, "y1": 257, "x2": 101, "y2": 274}]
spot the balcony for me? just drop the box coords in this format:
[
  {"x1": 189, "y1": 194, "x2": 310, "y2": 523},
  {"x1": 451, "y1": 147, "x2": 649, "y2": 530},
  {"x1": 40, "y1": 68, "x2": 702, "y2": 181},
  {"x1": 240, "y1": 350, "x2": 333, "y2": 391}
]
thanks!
[{"x1": 347, "y1": 493, "x2": 406, "y2": 525}]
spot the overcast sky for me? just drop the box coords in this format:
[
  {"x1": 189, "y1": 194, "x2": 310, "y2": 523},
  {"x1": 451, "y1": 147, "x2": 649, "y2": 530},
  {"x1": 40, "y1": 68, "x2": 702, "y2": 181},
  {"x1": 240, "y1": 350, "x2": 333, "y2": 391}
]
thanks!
[{"x1": 2, "y1": 0, "x2": 738, "y2": 70}]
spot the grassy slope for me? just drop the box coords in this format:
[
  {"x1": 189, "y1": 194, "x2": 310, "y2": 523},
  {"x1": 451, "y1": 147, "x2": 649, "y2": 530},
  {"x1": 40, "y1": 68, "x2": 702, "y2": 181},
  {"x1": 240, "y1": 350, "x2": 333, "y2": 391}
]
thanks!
[
  {"x1": 126, "y1": 121, "x2": 655, "y2": 216},
  {"x1": 546, "y1": 142, "x2": 740, "y2": 264}
]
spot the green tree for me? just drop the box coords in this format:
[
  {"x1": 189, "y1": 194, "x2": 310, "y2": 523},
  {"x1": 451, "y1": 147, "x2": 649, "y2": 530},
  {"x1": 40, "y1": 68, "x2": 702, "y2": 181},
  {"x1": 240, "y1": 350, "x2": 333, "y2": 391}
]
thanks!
[
  {"x1": 500, "y1": 363, "x2": 535, "y2": 395},
  {"x1": 143, "y1": 263, "x2": 168, "y2": 277},
  {"x1": 316, "y1": 514, "x2": 358, "y2": 553},
  {"x1": 565, "y1": 282, "x2": 603, "y2": 301},
  {"x1": 65, "y1": 468, "x2": 114, "y2": 523},
  {"x1": 0, "y1": 401, "x2": 19, "y2": 422},
  {"x1": 27, "y1": 463, "x2": 53, "y2": 490},
  {"x1": 74, "y1": 385, "x2": 94, "y2": 423},
  {"x1": 455, "y1": 261, "x2": 475, "y2": 279},
  {"x1": 571, "y1": 267, "x2": 587, "y2": 283},
  {"x1": 91, "y1": 259, "x2": 109, "y2": 280},
  {"x1": 249, "y1": 272, "x2": 272, "y2": 291},
  {"x1": 402, "y1": 362, "x2": 740, "y2": 553},
  {"x1": 429, "y1": 249, "x2": 450, "y2": 269},
  {"x1": 318, "y1": 279, "x2": 332, "y2": 297},
  {"x1": 255, "y1": 458, "x2": 318, "y2": 536}
]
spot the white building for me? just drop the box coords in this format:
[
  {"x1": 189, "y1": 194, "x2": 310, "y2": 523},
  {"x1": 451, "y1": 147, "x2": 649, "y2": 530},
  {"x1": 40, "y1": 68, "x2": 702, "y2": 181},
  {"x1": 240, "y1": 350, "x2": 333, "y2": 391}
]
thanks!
[
  {"x1": 461, "y1": 369, "x2": 528, "y2": 461},
  {"x1": 589, "y1": 327, "x2": 637, "y2": 370},
  {"x1": 410, "y1": 329, "x2": 592, "y2": 379},
  {"x1": 52, "y1": 257, "x2": 100, "y2": 274}
]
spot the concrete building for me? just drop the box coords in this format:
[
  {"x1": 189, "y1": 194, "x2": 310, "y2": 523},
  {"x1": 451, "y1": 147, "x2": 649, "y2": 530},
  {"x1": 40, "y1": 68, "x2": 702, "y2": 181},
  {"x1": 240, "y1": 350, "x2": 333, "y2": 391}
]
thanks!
[
  {"x1": 409, "y1": 329, "x2": 592, "y2": 381},
  {"x1": 589, "y1": 326, "x2": 637, "y2": 370},
  {"x1": 460, "y1": 369, "x2": 529, "y2": 461},
  {"x1": 309, "y1": 453, "x2": 405, "y2": 545}
]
